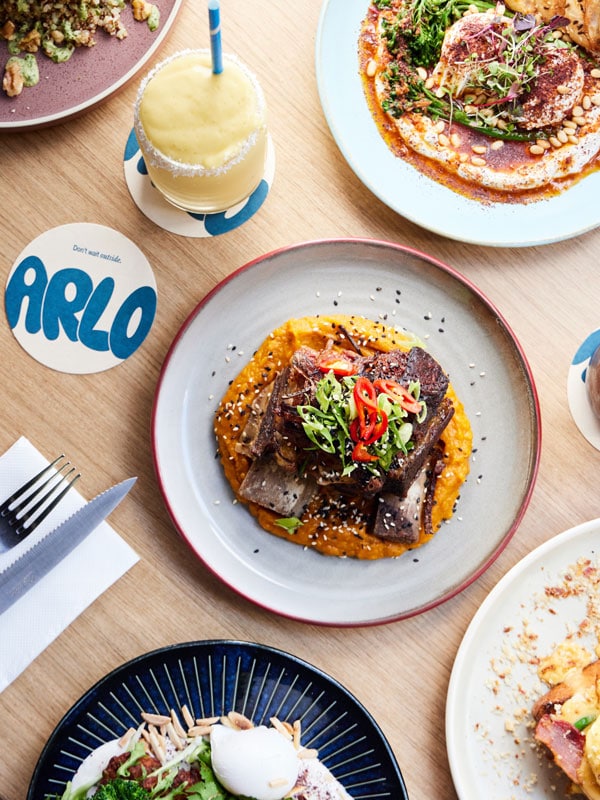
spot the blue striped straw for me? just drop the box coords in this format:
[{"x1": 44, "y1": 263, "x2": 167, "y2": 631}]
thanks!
[{"x1": 208, "y1": 0, "x2": 223, "y2": 75}]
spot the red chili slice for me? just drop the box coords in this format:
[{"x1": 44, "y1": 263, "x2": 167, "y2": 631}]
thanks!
[
  {"x1": 354, "y1": 377, "x2": 378, "y2": 410},
  {"x1": 373, "y1": 378, "x2": 422, "y2": 414},
  {"x1": 363, "y1": 411, "x2": 388, "y2": 444},
  {"x1": 350, "y1": 409, "x2": 388, "y2": 445},
  {"x1": 352, "y1": 442, "x2": 379, "y2": 462},
  {"x1": 316, "y1": 351, "x2": 359, "y2": 376}
]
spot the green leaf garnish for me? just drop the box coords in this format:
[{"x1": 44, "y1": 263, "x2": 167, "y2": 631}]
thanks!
[{"x1": 275, "y1": 517, "x2": 303, "y2": 533}]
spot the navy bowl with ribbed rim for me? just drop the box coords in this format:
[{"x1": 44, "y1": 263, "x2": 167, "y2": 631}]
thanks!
[{"x1": 28, "y1": 640, "x2": 409, "y2": 799}]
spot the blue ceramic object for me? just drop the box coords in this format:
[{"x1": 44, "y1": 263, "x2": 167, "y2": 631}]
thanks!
[{"x1": 28, "y1": 640, "x2": 408, "y2": 799}]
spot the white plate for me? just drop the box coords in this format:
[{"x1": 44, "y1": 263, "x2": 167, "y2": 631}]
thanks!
[
  {"x1": 315, "y1": 0, "x2": 600, "y2": 247},
  {"x1": 446, "y1": 518, "x2": 600, "y2": 798},
  {"x1": 151, "y1": 239, "x2": 540, "y2": 626}
]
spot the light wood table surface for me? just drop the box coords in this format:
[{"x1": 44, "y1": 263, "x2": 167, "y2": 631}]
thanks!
[{"x1": 1, "y1": 1, "x2": 600, "y2": 798}]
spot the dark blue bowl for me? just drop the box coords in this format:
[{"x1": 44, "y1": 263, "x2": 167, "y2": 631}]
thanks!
[{"x1": 28, "y1": 640, "x2": 409, "y2": 799}]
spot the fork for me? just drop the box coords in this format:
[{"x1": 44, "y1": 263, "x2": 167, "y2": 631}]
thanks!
[{"x1": 0, "y1": 455, "x2": 81, "y2": 552}]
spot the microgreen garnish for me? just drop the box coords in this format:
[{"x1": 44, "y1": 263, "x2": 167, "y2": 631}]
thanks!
[
  {"x1": 296, "y1": 372, "x2": 425, "y2": 476},
  {"x1": 382, "y1": 67, "x2": 539, "y2": 140},
  {"x1": 275, "y1": 517, "x2": 303, "y2": 533},
  {"x1": 381, "y1": 0, "x2": 497, "y2": 67},
  {"x1": 377, "y1": 0, "x2": 579, "y2": 140}
]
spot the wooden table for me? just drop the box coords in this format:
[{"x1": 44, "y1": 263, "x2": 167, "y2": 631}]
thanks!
[{"x1": 1, "y1": 1, "x2": 600, "y2": 798}]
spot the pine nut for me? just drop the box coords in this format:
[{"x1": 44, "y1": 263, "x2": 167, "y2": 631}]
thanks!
[
  {"x1": 557, "y1": 129, "x2": 569, "y2": 143},
  {"x1": 591, "y1": 68, "x2": 600, "y2": 78},
  {"x1": 536, "y1": 139, "x2": 551, "y2": 149},
  {"x1": 416, "y1": 66, "x2": 428, "y2": 81},
  {"x1": 549, "y1": 136, "x2": 562, "y2": 148},
  {"x1": 529, "y1": 144, "x2": 545, "y2": 155},
  {"x1": 471, "y1": 144, "x2": 486, "y2": 154},
  {"x1": 425, "y1": 77, "x2": 434, "y2": 89},
  {"x1": 567, "y1": 134, "x2": 579, "y2": 144},
  {"x1": 450, "y1": 133, "x2": 461, "y2": 147},
  {"x1": 572, "y1": 115, "x2": 587, "y2": 126},
  {"x1": 433, "y1": 120, "x2": 445, "y2": 134},
  {"x1": 557, "y1": 85, "x2": 571, "y2": 94},
  {"x1": 438, "y1": 133, "x2": 450, "y2": 147},
  {"x1": 471, "y1": 156, "x2": 486, "y2": 166},
  {"x1": 583, "y1": 95, "x2": 592, "y2": 110},
  {"x1": 562, "y1": 119, "x2": 577, "y2": 129},
  {"x1": 366, "y1": 59, "x2": 377, "y2": 78},
  {"x1": 591, "y1": 94, "x2": 600, "y2": 105},
  {"x1": 491, "y1": 140, "x2": 504, "y2": 150},
  {"x1": 572, "y1": 105, "x2": 584, "y2": 117}
]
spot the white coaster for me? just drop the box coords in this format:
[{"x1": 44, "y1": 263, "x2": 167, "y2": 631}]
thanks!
[
  {"x1": 567, "y1": 327, "x2": 600, "y2": 450},
  {"x1": 5, "y1": 223, "x2": 157, "y2": 374},
  {"x1": 124, "y1": 131, "x2": 275, "y2": 237}
]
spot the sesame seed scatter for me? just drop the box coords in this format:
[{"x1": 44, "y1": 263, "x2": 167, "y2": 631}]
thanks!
[{"x1": 213, "y1": 314, "x2": 473, "y2": 559}]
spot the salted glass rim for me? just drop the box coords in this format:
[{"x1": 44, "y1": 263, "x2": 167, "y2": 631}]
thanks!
[{"x1": 133, "y1": 48, "x2": 267, "y2": 178}]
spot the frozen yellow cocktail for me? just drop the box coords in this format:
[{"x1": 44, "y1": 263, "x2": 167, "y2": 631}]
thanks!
[{"x1": 134, "y1": 49, "x2": 268, "y2": 213}]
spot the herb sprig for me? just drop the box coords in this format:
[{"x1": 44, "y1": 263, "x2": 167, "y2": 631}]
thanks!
[
  {"x1": 296, "y1": 372, "x2": 422, "y2": 476},
  {"x1": 376, "y1": 0, "x2": 577, "y2": 140}
]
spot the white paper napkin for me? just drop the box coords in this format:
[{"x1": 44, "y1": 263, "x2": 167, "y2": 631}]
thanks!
[{"x1": 0, "y1": 436, "x2": 139, "y2": 693}]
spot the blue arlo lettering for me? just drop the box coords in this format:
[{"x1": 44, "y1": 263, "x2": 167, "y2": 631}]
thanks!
[
  {"x1": 110, "y1": 286, "x2": 157, "y2": 360},
  {"x1": 5, "y1": 254, "x2": 46, "y2": 333},
  {"x1": 5, "y1": 256, "x2": 157, "y2": 360},
  {"x1": 43, "y1": 268, "x2": 93, "y2": 341},
  {"x1": 78, "y1": 277, "x2": 114, "y2": 352}
]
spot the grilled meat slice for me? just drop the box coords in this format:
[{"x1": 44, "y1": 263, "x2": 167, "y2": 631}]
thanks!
[
  {"x1": 373, "y1": 471, "x2": 428, "y2": 545},
  {"x1": 236, "y1": 343, "x2": 453, "y2": 541},
  {"x1": 275, "y1": 345, "x2": 450, "y2": 482},
  {"x1": 372, "y1": 442, "x2": 446, "y2": 543},
  {"x1": 239, "y1": 454, "x2": 316, "y2": 517}
]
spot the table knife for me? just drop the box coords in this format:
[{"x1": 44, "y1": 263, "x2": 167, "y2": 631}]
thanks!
[{"x1": 0, "y1": 476, "x2": 136, "y2": 615}]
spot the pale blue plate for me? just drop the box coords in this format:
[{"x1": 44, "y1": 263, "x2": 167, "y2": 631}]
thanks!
[{"x1": 315, "y1": 0, "x2": 600, "y2": 247}]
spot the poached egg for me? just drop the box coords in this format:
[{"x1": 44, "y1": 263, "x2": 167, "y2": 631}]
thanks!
[{"x1": 210, "y1": 724, "x2": 300, "y2": 800}]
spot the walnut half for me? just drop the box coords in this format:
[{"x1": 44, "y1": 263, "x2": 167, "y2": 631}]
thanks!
[{"x1": 3, "y1": 59, "x2": 24, "y2": 97}]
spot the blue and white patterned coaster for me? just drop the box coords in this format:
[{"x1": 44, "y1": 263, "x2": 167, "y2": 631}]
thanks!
[
  {"x1": 123, "y1": 130, "x2": 275, "y2": 237},
  {"x1": 568, "y1": 327, "x2": 600, "y2": 451},
  {"x1": 5, "y1": 223, "x2": 156, "y2": 374}
]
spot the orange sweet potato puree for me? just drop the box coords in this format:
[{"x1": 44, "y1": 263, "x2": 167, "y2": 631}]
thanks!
[{"x1": 214, "y1": 315, "x2": 472, "y2": 559}]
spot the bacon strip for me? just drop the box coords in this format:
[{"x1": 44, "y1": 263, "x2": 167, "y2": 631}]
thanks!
[{"x1": 535, "y1": 714, "x2": 585, "y2": 783}]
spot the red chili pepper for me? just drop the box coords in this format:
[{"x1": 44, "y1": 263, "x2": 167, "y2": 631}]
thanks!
[
  {"x1": 352, "y1": 442, "x2": 379, "y2": 462},
  {"x1": 349, "y1": 417, "x2": 362, "y2": 442},
  {"x1": 316, "y1": 351, "x2": 359, "y2": 376},
  {"x1": 353, "y1": 377, "x2": 378, "y2": 411},
  {"x1": 373, "y1": 378, "x2": 422, "y2": 414},
  {"x1": 350, "y1": 376, "x2": 391, "y2": 450},
  {"x1": 364, "y1": 411, "x2": 388, "y2": 444}
]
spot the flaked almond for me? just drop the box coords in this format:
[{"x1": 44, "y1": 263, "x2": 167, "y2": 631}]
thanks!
[{"x1": 141, "y1": 712, "x2": 171, "y2": 726}]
